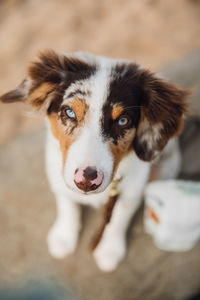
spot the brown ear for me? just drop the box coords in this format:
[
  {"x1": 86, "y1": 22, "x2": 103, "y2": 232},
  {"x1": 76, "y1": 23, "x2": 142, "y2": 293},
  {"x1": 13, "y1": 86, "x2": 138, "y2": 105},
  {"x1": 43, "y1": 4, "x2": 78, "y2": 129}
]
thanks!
[
  {"x1": 133, "y1": 70, "x2": 190, "y2": 161},
  {"x1": 0, "y1": 79, "x2": 30, "y2": 103},
  {"x1": 0, "y1": 50, "x2": 68, "y2": 107},
  {"x1": 0, "y1": 50, "x2": 96, "y2": 110}
]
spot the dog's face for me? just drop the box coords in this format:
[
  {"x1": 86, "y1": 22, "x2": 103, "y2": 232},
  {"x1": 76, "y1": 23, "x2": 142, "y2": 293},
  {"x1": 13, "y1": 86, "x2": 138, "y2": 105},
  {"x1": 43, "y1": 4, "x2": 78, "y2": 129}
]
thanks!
[{"x1": 0, "y1": 50, "x2": 189, "y2": 194}]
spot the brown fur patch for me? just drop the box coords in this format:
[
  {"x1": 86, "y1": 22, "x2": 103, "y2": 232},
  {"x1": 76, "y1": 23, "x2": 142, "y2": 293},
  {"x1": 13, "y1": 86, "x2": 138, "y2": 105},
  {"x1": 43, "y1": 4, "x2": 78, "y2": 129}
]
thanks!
[
  {"x1": 109, "y1": 128, "x2": 136, "y2": 177},
  {"x1": 29, "y1": 82, "x2": 56, "y2": 107},
  {"x1": 48, "y1": 113, "x2": 74, "y2": 166},
  {"x1": 28, "y1": 50, "x2": 97, "y2": 90},
  {"x1": 111, "y1": 104, "x2": 123, "y2": 120},
  {"x1": 71, "y1": 99, "x2": 86, "y2": 122}
]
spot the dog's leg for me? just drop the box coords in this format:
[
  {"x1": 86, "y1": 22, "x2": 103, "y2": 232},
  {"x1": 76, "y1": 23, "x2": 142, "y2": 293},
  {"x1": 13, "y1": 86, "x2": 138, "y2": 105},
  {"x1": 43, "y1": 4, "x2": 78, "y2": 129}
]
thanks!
[
  {"x1": 47, "y1": 195, "x2": 81, "y2": 259},
  {"x1": 93, "y1": 155, "x2": 150, "y2": 272},
  {"x1": 45, "y1": 127, "x2": 81, "y2": 259},
  {"x1": 93, "y1": 199, "x2": 140, "y2": 272}
]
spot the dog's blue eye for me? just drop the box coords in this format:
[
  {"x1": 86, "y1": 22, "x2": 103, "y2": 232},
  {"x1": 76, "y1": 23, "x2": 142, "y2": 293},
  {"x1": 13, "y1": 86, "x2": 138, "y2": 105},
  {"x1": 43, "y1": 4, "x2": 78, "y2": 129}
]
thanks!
[
  {"x1": 65, "y1": 108, "x2": 76, "y2": 120},
  {"x1": 118, "y1": 116, "x2": 129, "y2": 127}
]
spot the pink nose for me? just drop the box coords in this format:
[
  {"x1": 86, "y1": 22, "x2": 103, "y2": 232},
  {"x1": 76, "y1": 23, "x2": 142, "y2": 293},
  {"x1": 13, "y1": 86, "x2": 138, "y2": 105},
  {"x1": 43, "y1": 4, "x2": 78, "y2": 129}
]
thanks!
[{"x1": 74, "y1": 167, "x2": 103, "y2": 192}]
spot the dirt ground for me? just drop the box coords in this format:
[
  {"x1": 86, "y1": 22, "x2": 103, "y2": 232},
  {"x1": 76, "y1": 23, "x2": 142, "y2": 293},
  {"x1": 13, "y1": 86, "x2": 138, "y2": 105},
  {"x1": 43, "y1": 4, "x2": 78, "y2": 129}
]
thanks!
[{"x1": 0, "y1": 1, "x2": 200, "y2": 299}]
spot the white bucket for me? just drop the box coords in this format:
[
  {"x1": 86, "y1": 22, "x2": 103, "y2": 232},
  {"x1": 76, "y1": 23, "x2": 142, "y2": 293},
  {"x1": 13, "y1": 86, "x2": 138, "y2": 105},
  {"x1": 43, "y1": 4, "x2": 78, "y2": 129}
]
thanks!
[{"x1": 144, "y1": 180, "x2": 200, "y2": 251}]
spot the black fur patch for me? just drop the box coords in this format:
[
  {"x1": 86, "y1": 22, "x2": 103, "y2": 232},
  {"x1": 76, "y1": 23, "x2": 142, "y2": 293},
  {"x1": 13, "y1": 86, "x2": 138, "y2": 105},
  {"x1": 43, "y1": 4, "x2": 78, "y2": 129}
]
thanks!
[
  {"x1": 101, "y1": 63, "x2": 188, "y2": 161},
  {"x1": 101, "y1": 63, "x2": 142, "y2": 144}
]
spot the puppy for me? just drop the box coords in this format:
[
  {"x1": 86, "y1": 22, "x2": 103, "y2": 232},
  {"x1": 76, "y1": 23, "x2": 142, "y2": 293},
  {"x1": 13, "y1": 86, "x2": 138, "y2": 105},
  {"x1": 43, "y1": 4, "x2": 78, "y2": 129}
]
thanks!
[{"x1": 0, "y1": 50, "x2": 189, "y2": 272}]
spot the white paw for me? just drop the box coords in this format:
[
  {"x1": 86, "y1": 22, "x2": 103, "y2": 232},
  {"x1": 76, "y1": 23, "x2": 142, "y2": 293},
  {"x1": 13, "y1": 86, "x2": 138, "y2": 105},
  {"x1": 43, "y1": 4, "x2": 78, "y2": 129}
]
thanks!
[
  {"x1": 93, "y1": 236, "x2": 126, "y2": 272},
  {"x1": 47, "y1": 223, "x2": 77, "y2": 259}
]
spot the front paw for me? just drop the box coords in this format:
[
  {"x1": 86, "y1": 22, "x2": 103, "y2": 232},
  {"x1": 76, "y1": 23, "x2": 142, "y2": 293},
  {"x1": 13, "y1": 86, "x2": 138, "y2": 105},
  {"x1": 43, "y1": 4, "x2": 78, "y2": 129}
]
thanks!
[
  {"x1": 93, "y1": 236, "x2": 126, "y2": 272},
  {"x1": 47, "y1": 223, "x2": 78, "y2": 259}
]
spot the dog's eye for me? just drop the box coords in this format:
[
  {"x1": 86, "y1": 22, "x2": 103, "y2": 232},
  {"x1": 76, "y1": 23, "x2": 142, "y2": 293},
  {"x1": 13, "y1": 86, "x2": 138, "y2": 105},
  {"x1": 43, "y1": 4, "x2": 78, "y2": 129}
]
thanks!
[
  {"x1": 118, "y1": 116, "x2": 131, "y2": 127},
  {"x1": 65, "y1": 108, "x2": 76, "y2": 120}
]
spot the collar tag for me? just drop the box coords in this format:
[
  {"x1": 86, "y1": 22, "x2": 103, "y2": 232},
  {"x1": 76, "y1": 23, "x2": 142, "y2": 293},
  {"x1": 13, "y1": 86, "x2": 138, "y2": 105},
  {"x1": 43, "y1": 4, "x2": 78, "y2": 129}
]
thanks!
[{"x1": 109, "y1": 176, "x2": 122, "y2": 197}]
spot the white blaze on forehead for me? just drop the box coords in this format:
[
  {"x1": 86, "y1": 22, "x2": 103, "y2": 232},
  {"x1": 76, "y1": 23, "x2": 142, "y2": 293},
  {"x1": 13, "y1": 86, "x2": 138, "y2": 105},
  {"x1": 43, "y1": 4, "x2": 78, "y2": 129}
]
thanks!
[
  {"x1": 61, "y1": 53, "x2": 116, "y2": 105},
  {"x1": 89, "y1": 59, "x2": 113, "y2": 132},
  {"x1": 62, "y1": 57, "x2": 113, "y2": 133},
  {"x1": 63, "y1": 59, "x2": 115, "y2": 193},
  {"x1": 63, "y1": 79, "x2": 92, "y2": 102}
]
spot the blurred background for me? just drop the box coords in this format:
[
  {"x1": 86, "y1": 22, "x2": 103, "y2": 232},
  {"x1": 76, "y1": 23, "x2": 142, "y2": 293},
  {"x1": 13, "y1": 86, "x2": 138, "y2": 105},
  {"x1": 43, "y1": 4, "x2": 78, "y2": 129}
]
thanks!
[{"x1": 0, "y1": 0, "x2": 200, "y2": 299}]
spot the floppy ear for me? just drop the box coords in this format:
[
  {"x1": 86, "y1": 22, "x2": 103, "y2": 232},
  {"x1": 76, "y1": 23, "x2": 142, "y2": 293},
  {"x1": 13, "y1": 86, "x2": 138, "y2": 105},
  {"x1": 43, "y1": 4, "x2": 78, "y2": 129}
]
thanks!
[
  {"x1": 0, "y1": 51, "x2": 64, "y2": 107},
  {"x1": 0, "y1": 50, "x2": 95, "y2": 111},
  {"x1": 0, "y1": 78, "x2": 31, "y2": 103},
  {"x1": 133, "y1": 70, "x2": 190, "y2": 161}
]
